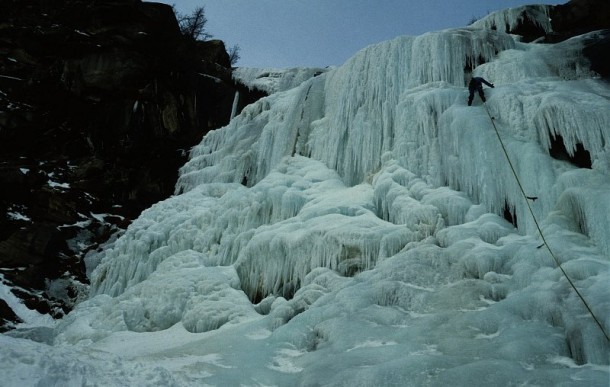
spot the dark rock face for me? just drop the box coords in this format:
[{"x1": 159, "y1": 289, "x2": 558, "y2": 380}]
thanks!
[
  {"x1": 547, "y1": 0, "x2": 610, "y2": 80},
  {"x1": 549, "y1": 0, "x2": 610, "y2": 39},
  {"x1": 581, "y1": 30, "x2": 610, "y2": 79},
  {"x1": 496, "y1": 0, "x2": 610, "y2": 46},
  {"x1": 0, "y1": 298, "x2": 22, "y2": 332},
  {"x1": 0, "y1": 0, "x2": 265, "y2": 329}
]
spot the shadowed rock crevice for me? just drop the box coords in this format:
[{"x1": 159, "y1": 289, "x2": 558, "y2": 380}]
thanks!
[{"x1": 548, "y1": 134, "x2": 592, "y2": 169}]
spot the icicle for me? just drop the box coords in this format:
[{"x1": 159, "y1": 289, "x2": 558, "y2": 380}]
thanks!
[
  {"x1": 470, "y1": 5, "x2": 552, "y2": 35},
  {"x1": 233, "y1": 67, "x2": 330, "y2": 94},
  {"x1": 230, "y1": 90, "x2": 239, "y2": 121}
]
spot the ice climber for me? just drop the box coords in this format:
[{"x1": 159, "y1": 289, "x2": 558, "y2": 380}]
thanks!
[{"x1": 467, "y1": 76, "x2": 494, "y2": 106}]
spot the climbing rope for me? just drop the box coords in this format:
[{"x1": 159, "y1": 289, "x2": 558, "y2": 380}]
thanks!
[{"x1": 483, "y1": 102, "x2": 610, "y2": 342}]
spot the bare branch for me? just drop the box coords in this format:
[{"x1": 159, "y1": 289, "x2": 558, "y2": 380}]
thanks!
[
  {"x1": 177, "y1": 6, "x2": 212, "y2": 41},
  {"x1": 228, "y1": 44, "x2": 241, "y2": 66}
]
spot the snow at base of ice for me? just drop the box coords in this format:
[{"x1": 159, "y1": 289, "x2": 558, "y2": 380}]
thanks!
[{"x1": 2, "y1": 9, "x2": 609, "y2": 387}]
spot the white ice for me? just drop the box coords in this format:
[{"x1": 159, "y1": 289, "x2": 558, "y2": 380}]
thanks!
[
  {"x1": 470, "y1": 5, "x2": 553, "y2": 36},
  {"x1": 234, "y1": 67, "x2": 330, "y2": 94},
  {"x1": 1, "y1": 5, "x2": 609, "y2": 386}
]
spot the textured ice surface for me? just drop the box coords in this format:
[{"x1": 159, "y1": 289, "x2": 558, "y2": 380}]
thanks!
[{"x1": 2, "y1": 11, "x2": 609, "y2": 387}]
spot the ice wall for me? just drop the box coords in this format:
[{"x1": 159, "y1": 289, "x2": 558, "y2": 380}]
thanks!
[
  {"x1": 234, "y1": 67, "x2": 329, "y2": 94},
  {"x1": 99, "y1": 20, "x2": 609, "y2": 326},
  {"x1": 470, "y1": 5, "x2": 552, "y2": 35},
  {"x1": 19, "y1": 10, "x2": 610, "y2": 386},
  {"x1": 180, "y1": 28, "x2": 610, "y2": 240}
]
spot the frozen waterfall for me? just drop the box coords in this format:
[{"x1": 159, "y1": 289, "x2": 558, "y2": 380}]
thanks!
[{"x1": 1, "y1": 6, "x2": 609, "y2": 386}]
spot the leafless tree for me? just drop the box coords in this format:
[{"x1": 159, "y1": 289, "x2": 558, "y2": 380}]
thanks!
[
  {"x1": 176, "y1": 6, "x2": 212, "y2": 41},
  {"x1": 228, "y1": 44, "x2": 241, "y2": 66}
]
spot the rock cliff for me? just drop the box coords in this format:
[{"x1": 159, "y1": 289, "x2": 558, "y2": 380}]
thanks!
[{"x1": 0, "y1": 0, "x2": 265, "y2": 329}]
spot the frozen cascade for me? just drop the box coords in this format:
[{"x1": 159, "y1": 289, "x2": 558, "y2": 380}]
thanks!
[
  {"x1": 230, "y1": 90, "x2": 239, "y2": 121},
  {"x1": 308, "y1": 29, "x2": 516, "y2": 186},
  {"x1": 470, "y1": 5, "x2": 553, "y2": 35},
  {"x1": 234, "y1": 67, "x2": 330, "y2": 94},
  {"x1": 2, "y1": 11, "x2": 610, "y2": 387}
]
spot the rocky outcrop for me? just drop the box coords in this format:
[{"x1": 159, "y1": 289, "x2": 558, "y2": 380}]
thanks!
[
  {"x1": 549, "y1": 0, "x2": 610, "y2": 39},
  {"x1": 548, "y1": 0, "x2": 610, "y2": 79},
  {"x1": 580, "y1": 30, "x2": 610, "y2": 79},
  {"x1": 0, "y1": 0, "x2": 265, "y2": 330},
  {"x1": 488, "y1": 0, "x2": 610, "y2": 78}
]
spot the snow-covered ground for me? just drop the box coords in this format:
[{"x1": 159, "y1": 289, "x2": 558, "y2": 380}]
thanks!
[{"x1": 2, "y1": 5, "x2": 609, "y2": 386}]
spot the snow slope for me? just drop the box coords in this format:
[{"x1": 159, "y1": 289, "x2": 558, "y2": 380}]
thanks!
[{"x1": 1, "y1": 5, "x2": 609, "y2": 386}]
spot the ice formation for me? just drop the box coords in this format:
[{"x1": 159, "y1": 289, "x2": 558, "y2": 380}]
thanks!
[
  {"x1": 470, "y1": 5, "x2": 553, "y2": 35},
  {"x1": 2, "y1": 5, "x2": 609, "y2": 386},
  {"x1": 233, "y1": 67, "x2": 330, "y2": 94}
]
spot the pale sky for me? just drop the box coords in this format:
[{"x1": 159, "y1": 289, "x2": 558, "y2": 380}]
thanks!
[{"x1": 155, "y1": 0, "x2": 566, "y2": 68}]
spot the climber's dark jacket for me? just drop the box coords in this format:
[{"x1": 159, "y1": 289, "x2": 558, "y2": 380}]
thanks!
[{"x1": 468, "y1": 77, "x2": 494, "y2": 106}]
